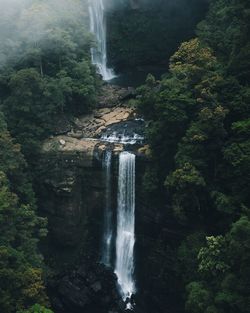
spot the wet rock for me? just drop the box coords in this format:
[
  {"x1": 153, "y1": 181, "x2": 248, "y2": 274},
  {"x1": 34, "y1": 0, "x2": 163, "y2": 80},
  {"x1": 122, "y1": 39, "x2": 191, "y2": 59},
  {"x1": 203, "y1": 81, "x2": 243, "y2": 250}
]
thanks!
[
  {"x1": 96, "y1": 126, "x2": 107, "y2": 135},
  {"x1": 91, "y1": 281, "x2": 102, "y2": 292},
  {"x1": 50, "y1": 263, "x2": 125, "y2": 313}
]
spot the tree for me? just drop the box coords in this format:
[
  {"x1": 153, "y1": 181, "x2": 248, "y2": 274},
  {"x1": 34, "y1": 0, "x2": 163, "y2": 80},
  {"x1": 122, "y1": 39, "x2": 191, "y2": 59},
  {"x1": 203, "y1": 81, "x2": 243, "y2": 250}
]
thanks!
[
  {"x1": 137, "y1": 2, "x2": 250, "y2": 310},
  {"x1": 186, "y1": 216, "x2": 250, "y2": 313},
  {"x1": 166, "y1": 163, "x2": 206, "y2": 222},
  {"x1": 18, "y1": 304, "x2": 53, "y2": 313},
  {"x1": 0, "y1": 112, "x2": 35, "y2": 205},
  {"x1": 3, "y1": 69, "x2": 57, "y2": 157},
  {"x1": 0, "y1": 172, "x2": 48, "y2": 313},
  {"x1": 197, "y1": 0, "x2": 250, "y2": 84}
]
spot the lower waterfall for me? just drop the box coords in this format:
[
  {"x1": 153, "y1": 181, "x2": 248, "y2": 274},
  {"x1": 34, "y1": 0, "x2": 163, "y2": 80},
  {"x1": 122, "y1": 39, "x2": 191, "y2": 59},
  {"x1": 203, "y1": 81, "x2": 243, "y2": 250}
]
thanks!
[
  {"x1": 101, "y1": 150, "x2": 113, "y2": 267},
  {"x1": 115, "y1": 151, "x2": 136, "y2": 304}
]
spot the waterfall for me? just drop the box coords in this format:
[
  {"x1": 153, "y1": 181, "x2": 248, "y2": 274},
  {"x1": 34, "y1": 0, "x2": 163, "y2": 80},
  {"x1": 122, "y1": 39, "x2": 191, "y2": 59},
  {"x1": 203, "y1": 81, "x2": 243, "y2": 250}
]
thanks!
[
  {"x1": 101, "y1": 150, "x2": 113, "y2": 266},
  {"x1": 115, "y1": 151, "x2": 136, "y2": 303},
  {"x1": 101, "y1": 132, "x2": 144, "y2": 145},
  {"x1": 89, "y1": 0, "x2": 115, "y2": 80}
]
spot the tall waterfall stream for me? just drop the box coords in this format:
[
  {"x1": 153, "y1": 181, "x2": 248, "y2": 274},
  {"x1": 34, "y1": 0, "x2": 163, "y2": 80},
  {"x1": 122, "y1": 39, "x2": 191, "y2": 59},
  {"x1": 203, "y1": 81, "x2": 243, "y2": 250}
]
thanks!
[
  {"x1": 115, "y1": 152, "x2": 136, "y2": 304},
  {"x1": 101, "y1": 150, "x2": 136, "y2": 307},
  {"x1": 89, "y1": 0, "x2": 115, "y2": 80}
]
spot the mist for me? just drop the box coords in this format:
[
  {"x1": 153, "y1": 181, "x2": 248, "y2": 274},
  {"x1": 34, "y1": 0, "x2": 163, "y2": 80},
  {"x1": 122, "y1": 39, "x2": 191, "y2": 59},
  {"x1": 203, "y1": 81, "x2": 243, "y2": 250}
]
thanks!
[
  {"x1": 0, "y1": 0, "x2": 209, "y2": 69},
  {"x1": 0, "y1": 0, "x2": 89, "y2": 68}
]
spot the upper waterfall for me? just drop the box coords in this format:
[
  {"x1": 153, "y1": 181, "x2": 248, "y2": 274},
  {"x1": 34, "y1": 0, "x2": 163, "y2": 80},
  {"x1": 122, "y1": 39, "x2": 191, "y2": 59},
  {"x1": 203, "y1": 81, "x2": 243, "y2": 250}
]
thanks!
[
  {"x1": 89, "y1": 0, "x2": 116, "y2": 81},
  {"x1": 115, "y1": 151, "x2": 136, "y2": 306}
]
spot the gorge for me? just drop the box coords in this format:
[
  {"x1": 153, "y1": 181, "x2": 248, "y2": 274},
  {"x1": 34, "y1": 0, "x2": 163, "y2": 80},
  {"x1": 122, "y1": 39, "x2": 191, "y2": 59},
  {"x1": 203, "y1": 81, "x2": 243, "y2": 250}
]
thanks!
[
  {"x1": 37, "y1": 0, "x2": 209, "y2": 312},
  {"x1": 1, "y1": 1, "x2": 249, "y2": 313}
]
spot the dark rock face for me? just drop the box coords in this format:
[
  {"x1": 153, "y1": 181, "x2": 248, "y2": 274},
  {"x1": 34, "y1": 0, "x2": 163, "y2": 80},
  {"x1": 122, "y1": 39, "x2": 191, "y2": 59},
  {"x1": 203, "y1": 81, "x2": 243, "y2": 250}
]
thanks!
[
  {"x1": 49, "y1": 263, "x2": 125, "y2": 313},
  {"x1": 97, "y1": 84, "x2": 136, "y2": 108},
  {"x1": 37, "y1": 143, "x2": 182, "y2": 313},
  {"x1": 107, "y1": 0, "x2": 209, "y2": 71},
  {"x1": 101, "y1": 119, "x2": 144, "y2": 140},
  {"x1": 37, "y1": 153, "x2": 104, "y2": 251}
]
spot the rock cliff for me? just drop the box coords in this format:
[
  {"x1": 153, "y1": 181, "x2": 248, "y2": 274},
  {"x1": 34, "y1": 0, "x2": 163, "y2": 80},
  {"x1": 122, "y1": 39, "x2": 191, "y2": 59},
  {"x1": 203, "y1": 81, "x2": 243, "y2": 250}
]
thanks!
[
  {"x1": 38, "y1": 85, "x2": 145, "y2": 249},
  {"x1": 36, "y1": 84, "x2": 149, "y2": 312}
]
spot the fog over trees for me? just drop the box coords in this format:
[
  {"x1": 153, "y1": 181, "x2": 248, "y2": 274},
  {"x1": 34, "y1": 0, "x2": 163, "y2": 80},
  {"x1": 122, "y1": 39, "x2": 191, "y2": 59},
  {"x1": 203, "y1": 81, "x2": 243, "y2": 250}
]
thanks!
[{"x1": 0, "y1": 0, "x2": 89, "y2": 67}]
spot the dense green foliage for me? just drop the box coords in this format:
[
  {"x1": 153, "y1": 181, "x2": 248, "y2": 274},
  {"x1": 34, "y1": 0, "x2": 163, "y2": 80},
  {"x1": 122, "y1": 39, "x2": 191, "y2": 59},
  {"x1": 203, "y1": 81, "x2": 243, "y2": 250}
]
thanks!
[
  {"x1": 0, "y1": 0, "x2": 99, "y2": 159},
  {"x1": 137, "y1": 0, "x2": 250, "y2": 312},
  {"x1": 0, "y1": 1, "x2": 99, "y2": 312},
  {"x1": 0, "y1": 113, "x2": 48, "y2": 312},
  {"x1": 18, "y1": 304, "x2": 54, "y2": 313}
]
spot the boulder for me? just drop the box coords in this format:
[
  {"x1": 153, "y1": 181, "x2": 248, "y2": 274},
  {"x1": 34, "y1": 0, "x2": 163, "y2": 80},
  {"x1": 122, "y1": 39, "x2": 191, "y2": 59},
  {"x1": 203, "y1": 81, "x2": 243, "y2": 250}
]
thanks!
[{"x1": 59, "y1": 139, "x2": 66, "y2": 146}]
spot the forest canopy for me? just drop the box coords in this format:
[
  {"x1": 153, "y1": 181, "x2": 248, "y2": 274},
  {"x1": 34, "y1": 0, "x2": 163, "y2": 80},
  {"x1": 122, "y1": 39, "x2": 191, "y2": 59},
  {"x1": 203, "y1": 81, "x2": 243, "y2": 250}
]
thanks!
[{"x1": 136, "y1": 0, "x2": 250, "y2": 312}]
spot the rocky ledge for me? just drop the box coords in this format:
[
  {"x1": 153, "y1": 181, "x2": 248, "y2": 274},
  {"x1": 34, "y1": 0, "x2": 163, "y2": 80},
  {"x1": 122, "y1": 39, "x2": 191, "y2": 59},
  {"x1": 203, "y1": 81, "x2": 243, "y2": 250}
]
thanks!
[
  {"x1": 42, "y1": 85, "x2": 147, "y2": 161},
  {"x1": 71, "y1": 106, "x2": 136, "y2": 139}
]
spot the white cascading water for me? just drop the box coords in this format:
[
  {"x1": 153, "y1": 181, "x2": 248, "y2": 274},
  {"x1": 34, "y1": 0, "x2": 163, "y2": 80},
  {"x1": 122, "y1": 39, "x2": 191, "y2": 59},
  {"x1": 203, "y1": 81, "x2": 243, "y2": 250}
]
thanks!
[
  {"x1": 89, "y1": 0, "x2": 115, "y2": 80},
  {"x1": 101, "y1": 150, "x2": 113, "y2": 266},
  {"x1": 115, "y1": 152, "x2": 136, "y2": 304},
  {"x1": 101, "y1": 132, "x2": 144, "y2": 145}
]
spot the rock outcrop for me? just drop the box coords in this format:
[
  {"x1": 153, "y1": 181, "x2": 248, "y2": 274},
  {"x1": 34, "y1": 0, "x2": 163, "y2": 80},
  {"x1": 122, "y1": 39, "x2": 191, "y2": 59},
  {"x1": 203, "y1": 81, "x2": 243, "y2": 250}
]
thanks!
[
  {"x1": 49, "y1": 263, "x2": 125, "y2": 313},
  {"x1": 41, "y1": 83, "x2": 142, "y2": 156},
  {"x1": 97, "y1": 84, "x2": 136, "y2": 108},
  {"x1": 41, "y1": 86, "x2": 145, "y2": 162},
  {"x1": 71, "y1": 106, "x2": 135, "y2": 139}
]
